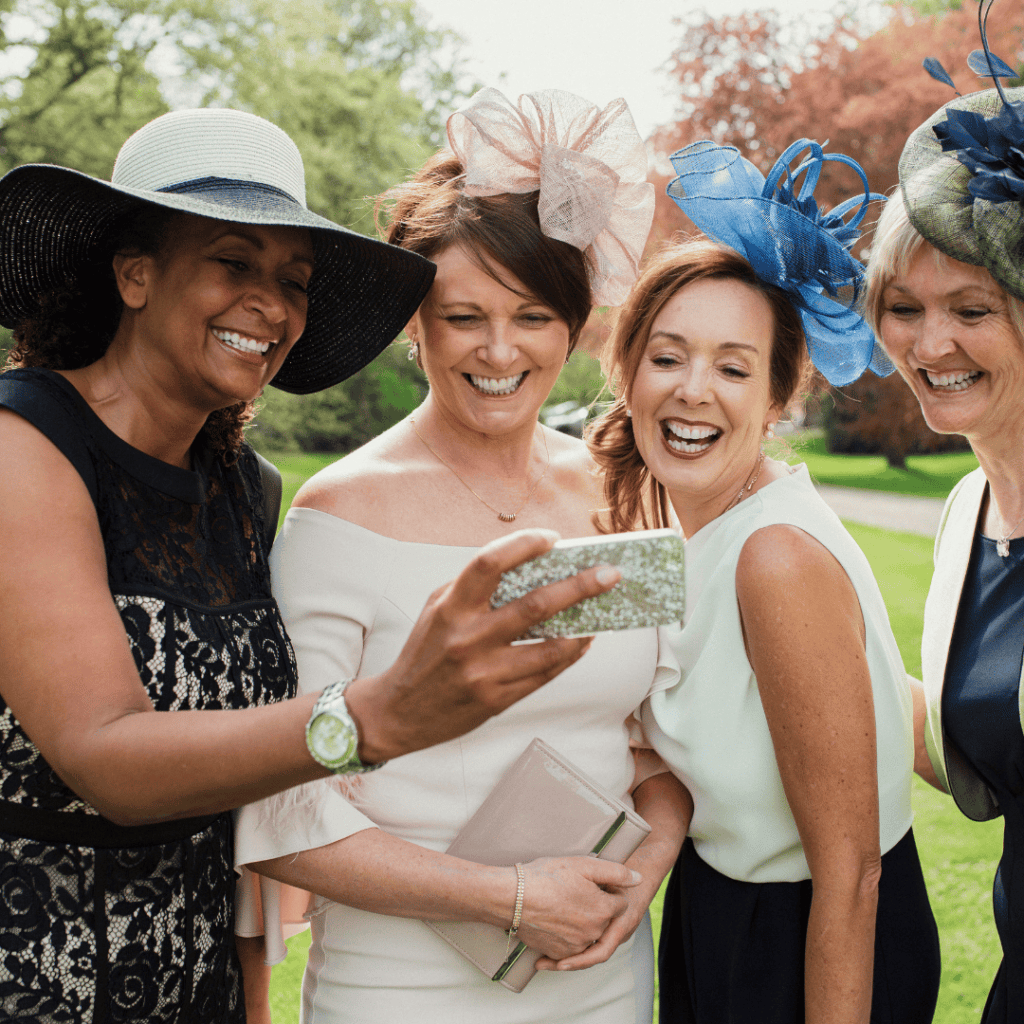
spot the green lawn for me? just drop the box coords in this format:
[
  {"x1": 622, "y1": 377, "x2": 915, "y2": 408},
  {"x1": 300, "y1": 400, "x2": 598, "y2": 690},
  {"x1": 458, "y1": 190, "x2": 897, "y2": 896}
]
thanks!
[
  {"x1": 846, "y1": 522, "x2": 1002, "y2": 1024},
  {"x1": 793, "y1": 433, "x2": 978, "y2": 499},
  {"x1": 263, "y1": 455, "x2": 1003, "y2": 1024}
]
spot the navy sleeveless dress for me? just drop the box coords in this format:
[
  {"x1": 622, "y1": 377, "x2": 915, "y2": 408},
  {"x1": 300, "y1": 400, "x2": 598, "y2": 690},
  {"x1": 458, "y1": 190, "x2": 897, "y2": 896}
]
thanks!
[
  {"x1": 0, "y1": 368, "x2": 298, "y2": 1022},
  {"x1": 944, "y1": 530, "x2": 1024, "y2": 1023}
]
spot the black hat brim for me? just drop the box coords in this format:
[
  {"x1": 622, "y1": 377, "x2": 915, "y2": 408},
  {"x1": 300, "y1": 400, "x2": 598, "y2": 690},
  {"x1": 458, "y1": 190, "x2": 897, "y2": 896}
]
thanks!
[{"x1": 0, "y1": 164, "x2": 436, "y2": 393}]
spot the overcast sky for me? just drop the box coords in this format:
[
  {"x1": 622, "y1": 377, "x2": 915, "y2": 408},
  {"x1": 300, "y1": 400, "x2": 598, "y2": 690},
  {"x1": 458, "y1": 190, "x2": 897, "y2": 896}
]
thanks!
[{"x1": 413, "y1": 0, "x2": 885, "y2": 139}]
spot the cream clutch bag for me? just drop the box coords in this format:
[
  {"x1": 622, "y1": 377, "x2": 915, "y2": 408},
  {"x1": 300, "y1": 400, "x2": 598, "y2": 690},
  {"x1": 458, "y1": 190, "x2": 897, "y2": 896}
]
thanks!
[{"x1": 425, "y1": 738, "x2": 651, "y2": 993}]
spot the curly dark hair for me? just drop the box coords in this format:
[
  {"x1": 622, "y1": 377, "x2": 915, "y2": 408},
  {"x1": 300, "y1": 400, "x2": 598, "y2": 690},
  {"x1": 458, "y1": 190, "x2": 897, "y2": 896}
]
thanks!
[
  {"x1": 4, "y1": 203, "x2": 254, "y2": 463},
  {"x1": 375, "y1": 151, "x2": 593, "y2": 354}
]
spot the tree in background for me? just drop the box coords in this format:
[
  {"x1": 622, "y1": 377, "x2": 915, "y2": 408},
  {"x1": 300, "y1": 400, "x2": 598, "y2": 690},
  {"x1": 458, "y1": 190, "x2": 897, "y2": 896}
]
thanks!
[
  {"x1": 651, "y1": 1, "x2": 1021, "y2": 465},
  {"x1": 250, "y1": 343, "x2": 426, "y2": 453},
  {"x1": 197, "y1": 0, "x2": 464, "y2": 230},
  {"x1": 0, "y1": 0, "x2": 472, "y2": 451}
]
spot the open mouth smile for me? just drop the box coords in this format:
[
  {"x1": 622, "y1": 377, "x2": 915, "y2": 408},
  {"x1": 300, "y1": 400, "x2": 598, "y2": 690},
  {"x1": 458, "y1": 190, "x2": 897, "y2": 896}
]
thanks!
[
  {"x1": 465, "y1": 372, "x2": 527, "y2": 396},
  {"x1": 921, "y1": 369, "x2": 982, "y2": 393},
  {"x1": 213, "y1": 329, "x2": 272, "y2": 356},
  {"x1": 663, "y1": 420, "x2": 722, "y2": 455}
]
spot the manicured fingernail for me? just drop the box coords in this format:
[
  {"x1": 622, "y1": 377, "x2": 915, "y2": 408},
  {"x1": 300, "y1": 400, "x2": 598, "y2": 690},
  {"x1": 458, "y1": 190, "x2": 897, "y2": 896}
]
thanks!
[
  {"x1": 630, "y1": 870, "x2": 642, "y2": 883},
  {"x1": 595, "y1": 566, "x2": 621, "y2": 585}
]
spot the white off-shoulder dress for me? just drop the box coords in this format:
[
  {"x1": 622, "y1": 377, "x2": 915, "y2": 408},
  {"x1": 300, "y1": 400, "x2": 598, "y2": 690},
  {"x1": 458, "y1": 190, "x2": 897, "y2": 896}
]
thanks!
[{"x1": 235, "y1": 508, "x2": 677, "y2": 1024}]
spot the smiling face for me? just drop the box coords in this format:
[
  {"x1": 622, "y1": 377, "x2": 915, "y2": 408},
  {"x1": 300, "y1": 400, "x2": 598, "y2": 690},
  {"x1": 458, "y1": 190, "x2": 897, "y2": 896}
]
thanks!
[
  {"x1": 879, "y1": 244, "x2": 1024, "y2": 447},
  {"x1": 629, "y1": 276, "x2": 781, "y2": 527},
  {"x1": 115, "y1": 213, "x2": 314, "y2": 410},
  {"x1": 408, "y1": 244, "x2": 571, "y2": 438}
]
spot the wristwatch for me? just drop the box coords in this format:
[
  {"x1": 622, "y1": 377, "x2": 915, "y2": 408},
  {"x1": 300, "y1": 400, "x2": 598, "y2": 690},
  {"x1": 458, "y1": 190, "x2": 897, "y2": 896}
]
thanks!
[{"x1": 305, "y1": 680, "x2": 385, "y2": 774}]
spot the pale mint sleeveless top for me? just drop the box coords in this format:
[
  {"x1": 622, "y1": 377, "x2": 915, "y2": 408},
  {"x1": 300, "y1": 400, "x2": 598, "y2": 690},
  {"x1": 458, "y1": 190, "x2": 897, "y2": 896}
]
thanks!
[{"x1": 641, "y1": 465, "x2": 914, "y2": 883}]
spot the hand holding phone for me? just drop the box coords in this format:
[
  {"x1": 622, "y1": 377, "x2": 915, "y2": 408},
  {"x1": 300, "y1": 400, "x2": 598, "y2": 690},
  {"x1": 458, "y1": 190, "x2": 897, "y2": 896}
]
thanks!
[{"x1": 490, "y1": 528, "x2": 686, "y2": 639}]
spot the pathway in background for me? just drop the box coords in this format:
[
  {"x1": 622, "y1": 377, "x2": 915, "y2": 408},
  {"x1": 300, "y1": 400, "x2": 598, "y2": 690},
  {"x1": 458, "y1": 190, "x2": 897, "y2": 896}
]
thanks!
[{"x1": 816, "y1": 484, "x2": 945, "y2": 538}]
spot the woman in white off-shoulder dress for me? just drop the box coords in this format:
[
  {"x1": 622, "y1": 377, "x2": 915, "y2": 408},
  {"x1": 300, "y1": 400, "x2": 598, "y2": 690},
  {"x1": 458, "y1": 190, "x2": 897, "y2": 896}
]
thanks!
[{"x1": 234, "y1": 88, "x2": 691, "y2": 1024}]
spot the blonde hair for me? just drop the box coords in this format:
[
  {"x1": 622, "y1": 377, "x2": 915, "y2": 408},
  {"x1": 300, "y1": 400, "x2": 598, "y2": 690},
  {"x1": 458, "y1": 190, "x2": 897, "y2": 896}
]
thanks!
[{"x1": 864, "y1": 190, "x2": 1024, "y2": 342}]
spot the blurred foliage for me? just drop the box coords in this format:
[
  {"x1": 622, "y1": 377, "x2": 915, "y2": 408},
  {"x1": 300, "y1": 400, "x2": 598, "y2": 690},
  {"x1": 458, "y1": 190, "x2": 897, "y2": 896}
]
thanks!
[
  {"x1": 543, "y1": 350, "x2": 607, "y2": 412},
  {"x1": 826, "y1": 371, "x2": 970, "y2": 465},
  {"x1": 249, "y1": 341, "x2": 426, "y2": 454},
  {"x1": 0, "y1": 0, "x2": 209, "y2": 175},
  {"x1": 0, "y1": 0, "x2": 471, "y2": 225},
  {"x1": 196, "y1": 0, "x2": 468, "y2": 230}
]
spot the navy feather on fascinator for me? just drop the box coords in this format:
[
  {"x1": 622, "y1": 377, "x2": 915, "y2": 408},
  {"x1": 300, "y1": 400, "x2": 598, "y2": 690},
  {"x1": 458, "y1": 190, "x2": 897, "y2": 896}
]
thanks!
[
  {"x1": 666, "y1": 139, "x2": 891, "y2": 387},
  {"x1": 900, "y1": 0, "x2": 1024, "y2": 300}
]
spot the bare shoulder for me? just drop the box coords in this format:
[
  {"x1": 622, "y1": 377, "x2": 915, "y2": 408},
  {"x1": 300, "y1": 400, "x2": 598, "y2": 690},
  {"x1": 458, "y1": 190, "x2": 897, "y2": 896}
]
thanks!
[
  {"x1": 736, "y1": 524, "x2": 862, "y2": 644},
  {"x1": 737, "y1": 524, "x2": 848, "y2": 593},
  {"x1": 544, "y1": 428, "x2": 604, "y2": 505},
  {"x1": 291, "y1": 421, "x2": 420, "y2": 529},
  {"x1": 0, "y1": 407, "x2": 92, "y2": 508}
]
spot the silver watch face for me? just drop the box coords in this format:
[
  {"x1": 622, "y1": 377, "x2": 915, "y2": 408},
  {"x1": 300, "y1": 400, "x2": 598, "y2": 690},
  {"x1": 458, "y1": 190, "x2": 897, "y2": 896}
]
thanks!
[{"x1": 308, "y1": 711, "x2": 358, "y2": 767}]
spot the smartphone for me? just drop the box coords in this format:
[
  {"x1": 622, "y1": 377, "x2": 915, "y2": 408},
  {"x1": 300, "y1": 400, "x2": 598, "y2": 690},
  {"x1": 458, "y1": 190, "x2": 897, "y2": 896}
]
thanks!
[{"x1": 490, "y1": 528, "x2": 686, "y2": 640}]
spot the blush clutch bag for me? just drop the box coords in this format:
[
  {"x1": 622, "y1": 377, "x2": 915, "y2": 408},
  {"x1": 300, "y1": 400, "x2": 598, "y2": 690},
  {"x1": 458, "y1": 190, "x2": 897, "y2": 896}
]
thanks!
[{"x1": 425, "y1": 738, "x2": 651, "y2": 993}]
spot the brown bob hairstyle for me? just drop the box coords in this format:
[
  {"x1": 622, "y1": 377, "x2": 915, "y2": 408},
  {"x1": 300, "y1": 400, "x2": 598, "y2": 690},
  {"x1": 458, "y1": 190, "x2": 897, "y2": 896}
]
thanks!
[
  {"x1": 375, "y1": 151, "x2": 593, "y2": 354},
  {"x1": 588, "y1": 240, "x2": 810, "y2": 534}
]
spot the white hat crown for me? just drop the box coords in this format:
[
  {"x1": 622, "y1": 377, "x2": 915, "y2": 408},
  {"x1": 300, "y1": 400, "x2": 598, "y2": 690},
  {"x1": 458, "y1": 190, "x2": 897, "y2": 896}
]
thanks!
[{"x1": 111, "y1": 108, "x2": 308, "y2": 207}]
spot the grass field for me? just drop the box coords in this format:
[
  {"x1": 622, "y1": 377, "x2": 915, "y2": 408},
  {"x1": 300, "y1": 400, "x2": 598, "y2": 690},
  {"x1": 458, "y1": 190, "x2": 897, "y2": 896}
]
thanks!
[
  {"x1": 263, "y1": 453, "x2": 1003, "y2": 1024},
  {"x1": 792, "y1": 434, "x2": 978, "y2": 499}
]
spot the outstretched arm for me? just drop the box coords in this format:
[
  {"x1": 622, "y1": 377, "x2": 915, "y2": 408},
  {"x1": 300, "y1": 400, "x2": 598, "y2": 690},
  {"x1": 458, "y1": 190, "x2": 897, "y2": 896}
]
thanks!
[
  {"x1": 0, "y1": 411, "x2": 620, "y2": 824},
  {"x1": 737, "y1": 525, "x2": 881, "y2": 1024},
  {"x1": 345, "y1": 529, "x2": 621, "y2": 764}
]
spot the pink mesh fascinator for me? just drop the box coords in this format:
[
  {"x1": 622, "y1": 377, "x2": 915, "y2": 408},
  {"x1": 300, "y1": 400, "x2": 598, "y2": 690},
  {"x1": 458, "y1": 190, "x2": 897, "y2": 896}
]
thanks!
[{"x1": 446, "y1": 88, "x2": 655, "y2": 307}]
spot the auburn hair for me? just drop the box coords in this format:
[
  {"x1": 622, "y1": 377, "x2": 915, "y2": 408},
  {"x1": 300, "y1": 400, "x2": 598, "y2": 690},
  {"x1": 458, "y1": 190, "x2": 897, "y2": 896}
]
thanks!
[{"x1": 588, "y1": 240, "x2": 810, "y2": 533}]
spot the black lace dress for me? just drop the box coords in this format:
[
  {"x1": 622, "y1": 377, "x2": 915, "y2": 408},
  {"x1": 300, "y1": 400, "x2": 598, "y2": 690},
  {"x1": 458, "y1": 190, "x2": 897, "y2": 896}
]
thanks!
[{"x1": 0, "y1": 368, "x2": 299, "y2": 1023}]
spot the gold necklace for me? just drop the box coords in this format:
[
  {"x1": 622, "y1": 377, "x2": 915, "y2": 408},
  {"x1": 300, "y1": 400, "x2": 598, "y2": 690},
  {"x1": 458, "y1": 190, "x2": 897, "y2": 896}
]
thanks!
[
  {"x1": 724, "y1": 450, "x2": 766, "y2": 513},
  {"x1": 410, "y1": 417, "x2": 551, "y2": 523}
]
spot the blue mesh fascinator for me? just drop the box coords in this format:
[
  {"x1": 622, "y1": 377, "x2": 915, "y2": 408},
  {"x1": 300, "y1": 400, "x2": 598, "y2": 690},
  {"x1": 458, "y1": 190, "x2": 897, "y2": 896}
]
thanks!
[
  {"x1": 901, "y1": 0, "x2": 1024, "y2": 300},
  {"x1": 667, "y1": 139, "x2": 892, "y2": 387}
]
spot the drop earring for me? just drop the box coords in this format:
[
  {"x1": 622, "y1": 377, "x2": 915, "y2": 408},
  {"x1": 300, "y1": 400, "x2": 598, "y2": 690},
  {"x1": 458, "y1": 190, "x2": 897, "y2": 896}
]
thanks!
[
  {"x1": 764, "y1": 423, "x2": 775, "y2": 439},
  {"x1": 407, "y1": 341, "x2": 419, "y2": 362}
]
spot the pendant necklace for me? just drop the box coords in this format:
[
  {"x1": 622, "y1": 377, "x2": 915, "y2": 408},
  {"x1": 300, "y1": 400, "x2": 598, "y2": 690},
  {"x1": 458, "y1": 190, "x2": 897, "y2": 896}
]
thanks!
[
  {"x1": 996, "y1": 504, "x2": 1024, "y2": 558},
  {"x1": 724, "y1": 450, "x2": 766, "y2": 514},
  {"x1": 410, "y1": 417, "x2": 550, "y2": 523}
]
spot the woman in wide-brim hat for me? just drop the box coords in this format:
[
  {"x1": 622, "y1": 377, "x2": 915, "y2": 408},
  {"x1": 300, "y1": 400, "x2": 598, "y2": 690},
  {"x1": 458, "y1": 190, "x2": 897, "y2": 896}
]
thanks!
[
  {"x1": 0, "y1": 107, "x2": 620, "y2": 1023},
  {"x1": 863, "y1": 2, "x2": 1024, "y2": 1018}
]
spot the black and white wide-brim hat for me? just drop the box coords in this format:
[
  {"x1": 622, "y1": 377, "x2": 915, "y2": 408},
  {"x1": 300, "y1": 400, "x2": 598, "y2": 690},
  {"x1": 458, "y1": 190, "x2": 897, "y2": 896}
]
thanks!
[{"x1": 0, "y1": 108, "x2": 435, "y2": 394}]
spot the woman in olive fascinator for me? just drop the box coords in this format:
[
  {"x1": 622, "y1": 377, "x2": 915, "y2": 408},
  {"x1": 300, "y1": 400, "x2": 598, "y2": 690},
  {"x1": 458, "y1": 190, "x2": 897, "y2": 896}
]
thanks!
[{"x1": 863, "y1": 1, "x2": 1024, "y2": 1019}]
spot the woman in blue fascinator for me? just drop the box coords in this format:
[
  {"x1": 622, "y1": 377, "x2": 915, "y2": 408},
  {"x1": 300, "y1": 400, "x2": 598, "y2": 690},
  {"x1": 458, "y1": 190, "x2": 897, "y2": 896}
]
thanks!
[{"x1": 589, "y1": 141, "x2": 941, "y2": 1022}]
